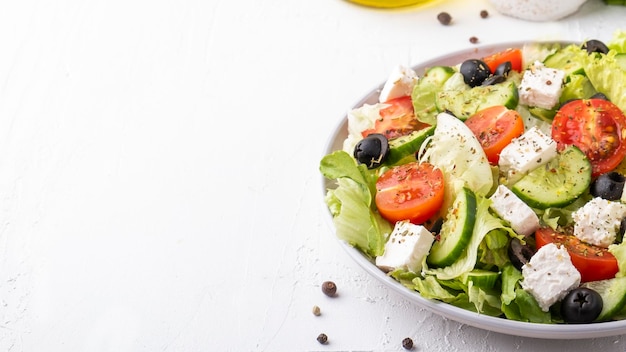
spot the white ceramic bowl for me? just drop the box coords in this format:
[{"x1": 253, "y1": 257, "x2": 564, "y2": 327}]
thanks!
[
  {"x1": 321, "y1": 41, "x2": 626, "y2": 339},
  {"x1": 489, "y1": 0, "x2": 588, "y2": 22}
]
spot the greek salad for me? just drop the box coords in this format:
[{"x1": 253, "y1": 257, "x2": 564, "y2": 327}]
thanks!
[{"x1": 320, "y1": 30, "x2": 626, "y2": 324}]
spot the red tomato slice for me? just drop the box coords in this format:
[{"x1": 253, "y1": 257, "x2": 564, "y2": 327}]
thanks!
[
  {"x1": 361, "y1": 96, "x2": 428, "y2": 140},
  {"x1": 375, "y1": 161, "x2": 444, "y2": 225},
  {"x1": 482, "y1": 48, "x2": 523, "y2": 73},
  {"x1": 551, "y1": 99, "x2": 626, "y2": 177},
  {"x1": 464, "y1": 105, "x2": 524, "y2": 164},
  {"x1": 535, "y1": 227, "x2": 619, "y2": 283}
]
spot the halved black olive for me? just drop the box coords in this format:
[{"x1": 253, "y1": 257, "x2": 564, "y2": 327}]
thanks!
[
  {"x1": 582, "y1": 39, "x2": 609, "y2": 55},
  {"x1": 494, "y1": 61, "x2": 512, "y2": 77},
  {"x1": 353, "y1": 133, "x2": 389, "y2": 169},
  {"x1": 460, "y1": 59, "x2": 491, "y2": 87},
  {"x1": 618, "y1": 217, "x2": 626, "y2": 244},
  {"x1": 561, "y1": 287, "x2": 603, "y2": 324},
  {"x1": 429, "y1": 218, "x2": 444, "y2": 235},
  {"x1": 508, "y1": 238, "x2": 535, "y2": 271},
  {"x1": 590, "y1": 92, "x2": 610, "y2": 101},
  {"x1": 481, "y1": 74, "x2": 506, "y2": 86},
  {"x1": 590, "y1": 171, "x2": 625, "y2": 201}
]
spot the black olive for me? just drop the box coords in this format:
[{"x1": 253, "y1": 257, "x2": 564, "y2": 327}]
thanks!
[
  {"x1": 618, "y1": 217, "x2": 626, "y2": 244},
  {"x1": 353, "y1": 133, "x2": 389, "y2": 169},
  {"x1": 429, "y1": 218, "x2": 444, "y2": 235},
  {"x1": 460, "y1": 59, "x2": 491, "y2": 87},
  {"x1": 590, "y1": 172, "x2": 626, "y2": 201},
  {"x1": 559, "y1": 98, "x2": 579, "y2": 109},
  {"x1": 561, "y1": 287, "x2": 603, "y2": 324},
  {"x1": 493, "y1": 61, "x2": 512, "y2": 77},
  {"x1": 582, "y1": 39, "x2": 609, "y2": 55},
  {"x1": 590, "y1": 92, "x2": 610, "y2": 101},
  {"x1": 481, "y1": 74, "x2": 506, "y2": 86},
  {"x1": 508, "y1": 238, "x2": 535, "y2": 271}
]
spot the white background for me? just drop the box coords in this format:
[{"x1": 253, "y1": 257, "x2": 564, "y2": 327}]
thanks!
[{"x1": 2, "y1": 0, "x2": 626, "y2": 351}]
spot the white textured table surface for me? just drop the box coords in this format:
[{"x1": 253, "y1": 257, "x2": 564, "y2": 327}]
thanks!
[{"x1": 2, "y1": 0, "x2": 626, "y2": 351}]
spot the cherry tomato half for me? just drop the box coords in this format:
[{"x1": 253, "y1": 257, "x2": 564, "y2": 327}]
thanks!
[
  {"x1": 482, "y1": 48, "x2": 523, "y2": 74},
  {"x1": 362, "y1": 96, "x2": 428, "y2": 140},
  {"x1": 552, "y1": 99, "x2": 626, "y2": 177},
  {"x1": 464, "y1": 105, "x2": 525, "y2": 164},
  {"x1": 375, "y1": 161, "x2": 444, "y2": 225},
  {"x1": 535, "y1": 227, "x2": 619, "y2": 283}
]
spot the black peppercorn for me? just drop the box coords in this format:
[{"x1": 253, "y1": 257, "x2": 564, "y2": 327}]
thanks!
[
  {"x1": 322, "y1": 281, "x2": 337, "y2": 297},
  {"x1": 437, "y1": 12, "x2": 452, "y2": 25},
  {"x1": 480, "y1": 10, "x2": 489, "y2": 18},
  {"x1": 469, "y1": 36, "x2": 479, "y2": 44},
  {"x1": 317, "y1": 333, "x2": 328, "y2": 344},
  {"x1": 402, "y1": 337, "x2": 414, "y2": 350}
]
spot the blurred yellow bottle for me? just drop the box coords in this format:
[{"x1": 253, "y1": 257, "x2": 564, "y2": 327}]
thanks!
[{"x1": 345, "y1": 0, "x2": 437, "y2": 8}]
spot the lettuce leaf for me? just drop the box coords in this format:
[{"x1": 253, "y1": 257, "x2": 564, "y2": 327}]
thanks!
[
  {"x1": 320, "y1": 150, "x2": 391, "y2": 257},
  {"x1": 608, "y1": 29, "x2": 626, "y2": 54},
  {"x1": 584, "y1": 50, "x2": 626, "y2": 113}
]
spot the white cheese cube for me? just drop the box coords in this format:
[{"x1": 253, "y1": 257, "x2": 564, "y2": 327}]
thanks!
[
  {"x1": 498, "y1": 126, "x2": 558, "y2": 183},
  {"x1": 572, "y1": 197, "x2": 626, "y2": 248},
  {"x1": 489, "y1": 185, "x2": 540, "y2": 236},
  {"x1": 521, "y1": 243, "x2": 581, "y2": 312},
  {"x1": 518, "y1": 61, "x2": 565, "y2": 110},
  {"x1": 378, "y1": 65, "x2": 418, "y2": 103},
  {"x1": 375, "y1": 220, "x2": 435, "y2": 273}
]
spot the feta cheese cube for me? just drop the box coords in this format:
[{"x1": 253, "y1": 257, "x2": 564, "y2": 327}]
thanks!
[
  {"x1": 572, "y1": 197, "x2": 626, "y2": 248},
  {"x1": 498, "y1": 126, "x2": 558, "y2": 183},
  {"x1": 518, "y1": 61, "x2": 565, "y2": 110},
  {"x1": 521, "y1": 243, "x2": 581, "y2": 312},
  {"x1": 489, "y1": 185, "x2": 540, "y2": 236},
  {"x1": 375, "y1": 220, "x2": 435, "y2": 273},
  {"x1": 378, "y1": 65, "x2": 418, "y2": 103}
]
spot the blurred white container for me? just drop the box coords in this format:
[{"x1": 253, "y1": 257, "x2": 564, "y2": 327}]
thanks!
[{"x1": 489, "y1": 0, "x2": 588, "y2": 21}]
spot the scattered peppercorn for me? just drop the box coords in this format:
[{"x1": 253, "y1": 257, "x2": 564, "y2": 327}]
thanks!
[
  {"x1": 437, "y1": 12, "x2": 452, "y2": 25},
  {"x1": 322, "y1": 281, "x2": 337, "y2": 297},
  {"x1": 402, "y1": 337, "x2": 414, "y2": 350},
  {"x1": 312, "y1": 305, "x2": 321, "y2": 316},
  {"x1": 317, "y1": 333, "x2": 328, "y2": 344},
  {"x1": 480, "y1": 10, "x2": 489, "y2": 18},
  {"x1": 469, "y1": 36, "x2": 479, "y2": 44}
]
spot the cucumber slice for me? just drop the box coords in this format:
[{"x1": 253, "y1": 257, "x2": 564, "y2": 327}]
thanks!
[
  {"x1": 427, "y1": 187, "x2": 477, "y2": 267},
  {"x1": 560, "y1": 74, "x2": 597, "y2": 102},
  {"x1": 511, "y1": 145, "x2": 591, "y2": 209},
  {"x1": 435, "y1": 77, "x2": 519, "y2": 120},
  {"x1": 528, "y1": 106, "x2": 557, "y2": 122},
  {"x1": 385, "y1": 125, "x2": 436, "y2": 166},
  {"x1": 542, "y1": 44, "x2": 588, "y2": 77},
  {"x1": 411, "y1": 66, "x2": 455, "y2": 125},
  {"x1": 461, "y1": 269, "x2": 500, "y2": 289},
  {"x1": 582, "y1": 277, "x2": 626, "y2": 321}
]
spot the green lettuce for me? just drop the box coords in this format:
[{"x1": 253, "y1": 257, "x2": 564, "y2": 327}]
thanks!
[
  {"x1": 608, "y1": 29, "x2": 626, "y2": 53},
  {"x1": 584, "y1": 49, "x2": 626, "y2": 113},
  {"x1": 320, "y1": 150, "x2": 391, "y2": 257}
]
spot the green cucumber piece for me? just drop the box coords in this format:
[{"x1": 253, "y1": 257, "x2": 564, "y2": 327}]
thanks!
[
  {"x1": 385, "y1": 126, "x2": 436, "y2": 166},
  {"x1": 435, "y1": 77, "x2": 519, "y2": 120},
  {"x1": 542, "y1": 44, "x2": 588, "y2": 77},
  {"x1": 560, "y1": 74, "x2": 597, "y2": 102},
  {"x1": 411, "y1": 66, "x2": 455, "y2": 125},
  {"x1": 427, "y1": 187, "x2": 477, "y2": 267},
  {"x1": 511, "y1": 145, "x2": 591, "y2": 209},
  {"x1": 461, "y1": 269, "x2": 500, "y2": 289},
  {"x1": 582, "y1": 277, "x2": 626, "y2": 321},
  {"x1": 528, "y1": 107, "x2": 557, "y2": 122}
]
